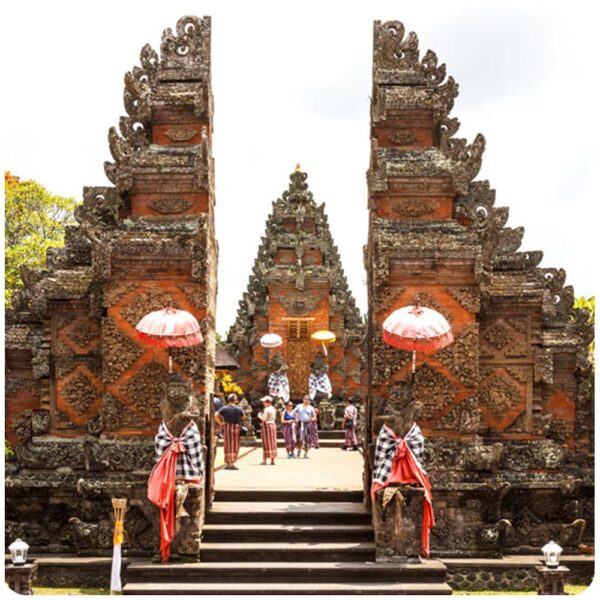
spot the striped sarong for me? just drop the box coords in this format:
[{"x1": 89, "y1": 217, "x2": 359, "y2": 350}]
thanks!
[
  {"x1": 345, "y1": 425, "x2": 358, "y2": 447},
  {"x1": 296, "y1": 421, "x2": 313, "y2": 450},
  {"x1": 310, "y1": 421, "x2": 320, "y2": 448},
  {"x1": 223, "y1": 422, "x2": 241, "y2": 464},
  {"x1": 261, "y1": 422, "x2": 278, "y2": 459},
  {"x1": 282, "y1": 422, "x2": 295, "y2": 453}
]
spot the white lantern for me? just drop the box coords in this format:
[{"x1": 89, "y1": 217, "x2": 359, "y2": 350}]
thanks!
[
  {"x1": 8, "y1": 538, "x2": 29, "y2": 565},
  {"x1": 542, "y1": 540, "x2": 563, "y2": 568}
]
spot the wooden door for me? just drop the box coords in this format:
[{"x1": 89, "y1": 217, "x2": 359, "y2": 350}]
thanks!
[{"x1": 287, "y1": 319, "x2": 311, "y2": 399}]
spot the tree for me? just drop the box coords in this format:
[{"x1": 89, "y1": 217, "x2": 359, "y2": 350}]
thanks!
[{"x1": 4, "y1": 172, "x2": 78, "y2": 308}]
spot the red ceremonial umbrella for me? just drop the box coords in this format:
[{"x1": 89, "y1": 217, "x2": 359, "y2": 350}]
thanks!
[
  {"x1": 136, "y1": 307, "x2": 203, "y2": 372},
  {"x1": 382, "y1": 305, "x2": 453, "y2": 377}
]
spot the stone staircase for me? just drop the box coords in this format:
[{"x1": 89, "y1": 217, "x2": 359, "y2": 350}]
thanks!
[
  {"x1": 123, "y1": 489, "x2": 451, "y2": 594},
  {"x1": 217, "y1": 428, "x2": 353, "y2": 449}
]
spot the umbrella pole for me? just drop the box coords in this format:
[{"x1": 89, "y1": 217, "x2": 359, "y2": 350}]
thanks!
[
  {"x1": 411, "y1": 350, "x2": 416, "y2": 381},
  {"x1": 168, "y1": 348, "x2": 173, "y2": 374},
  {"x1": 322, "y1": 342, "x2": 328, "y2": 357}
]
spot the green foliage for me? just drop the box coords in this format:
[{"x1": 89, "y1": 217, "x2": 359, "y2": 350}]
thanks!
[
  {"x1": 574, "y1": 295, "x2": 595, "y2": 368},
  {"x1": 4, "y1": 172, "x2": 77, "y2": 308},
  {"x1": 5, "y1": 440, "x2": 14, "y2": 459}
]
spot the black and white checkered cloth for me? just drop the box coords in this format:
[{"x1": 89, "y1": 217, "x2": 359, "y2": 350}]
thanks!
[
  {"x1": 372, "y1": 423, "x2": 426, "y2": 485},
  {"x1": 154, "y1": 420, "x2": 203, "y2": 480},
  {"x1": 267, "y1": 372, "x2": 290, "y2": 402},
  {"x1": 308, "y1": 372, "x2": 332, "y2": 400}
]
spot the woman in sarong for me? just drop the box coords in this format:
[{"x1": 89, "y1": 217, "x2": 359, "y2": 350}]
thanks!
[
  {"x1": 259, "y1": 395, "x2": 278, "y2": 465},
  {"x1": 280, "y1": 400, "x2": 296, "y2": 458}
]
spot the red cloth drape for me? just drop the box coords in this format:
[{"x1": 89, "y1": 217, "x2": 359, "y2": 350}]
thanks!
[
  {"x1": 371, "y1": 429, "x2": 435, "y2": 557},
  {"x1": 147, "y1": 438, "x2": 186, "y2": 563}
]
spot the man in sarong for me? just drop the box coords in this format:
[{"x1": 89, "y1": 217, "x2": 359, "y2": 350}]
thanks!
[
  {"x1": 259, "y1": 395, "x2": 278, "y2": 465},
  {"x1": 294, "y1": 394, "x2": 317, "y2": 458},
  {"x1": 341, "y1": 397, "x2": 359, "y2": 451},
  {"x1": 215, "y1": 393, "x2": 246, "y2": 470}
]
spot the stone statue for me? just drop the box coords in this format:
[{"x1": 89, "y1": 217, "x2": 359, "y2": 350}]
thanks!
[
  {"x1": 375, "y1": 382, "x2": 422, "y2": 439},
  {"x1": 267, "y1": 352, "x2": 290, "y2": 408},
  {"x1": 308, "y1": 353, "x2": 332, "y2": 402},
  {"x1": 160, "y1": 372, "x2": 199, "y2": 436}
]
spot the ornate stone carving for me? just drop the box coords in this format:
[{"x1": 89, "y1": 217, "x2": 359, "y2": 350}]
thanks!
[
  {"x1": 177, "y1": 282, "x2": 207, "y2": 309},
  {"x1": 392, "y1": 198, "x2": 435, "y2": 217},
  {"x1": 447, "y1": 286, "x2": 480, "y2": 313},
  {"x1": 437, "y1": 322, "x2": 480, "y2": 387},
  {"x1": 413, "y1": 363, "x2": 457, "y2": 420},
  {"x1": 387, "y1": 131, "x2": 417, "y2": 146},
  {"x1": 61, "y1": 371, "x2": 101, "y2": 415},
  {"x1": 67, "y1": 319, "x2": 100, "y2": 350},
  {"x1": 11, "y1": 410, "x2": 39, "y2": 443},
  {"x1": 164, "y1": 126, "x2": 198, "y2": 142},
  {"x1": 102, "y1": 318, "x2": 142, "y2": 383},
  {"x1": 100, "y1": 393, "x2": 147, "y2": 432},
  {"x1": 120, "y1": 361, "x2": 169, "y2": 421},
  {"x1": 478, "y1": 373, "x2": 521, "y2": 418},
  {"x1": 103, "y1": 282, "x2": 138, "y2": 307},
  {"x1": 149, "y1": 198, "x2": 194, "y2": 214},
  {"x1": 271, "y1": 290, "x2": 323, "y2": 315},
  {"x1": 371, "y1": 335, "x2": 412, "y2": 385}
]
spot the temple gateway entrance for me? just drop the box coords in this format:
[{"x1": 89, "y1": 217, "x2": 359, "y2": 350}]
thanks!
[{"x1": 3, "y1": 13, "x2": 593, "y2": 596}]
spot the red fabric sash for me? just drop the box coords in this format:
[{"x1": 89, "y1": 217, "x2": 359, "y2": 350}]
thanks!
[
  {"x1": 371, "y1": 428, "x2": 435, "y2": 557},
  {"x1": 147, "y1": 437, "x2": 186, "y2": 563}
]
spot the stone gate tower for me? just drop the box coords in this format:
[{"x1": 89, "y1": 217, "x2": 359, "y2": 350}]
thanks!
[
  {"x1": 365, "y1": 21, "x2": 594, "y2": 557},
  {"x1": 5, "y1": 16, "x2": 217, "y2": 558},
  {"x1": 227, "y1": 167, "x2": 364, "y2": 416}
]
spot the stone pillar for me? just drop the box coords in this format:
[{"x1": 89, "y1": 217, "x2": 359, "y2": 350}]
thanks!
[
  {"x1": 373, "y1": 485, "x2": 425, "y2": 562},
  {"x1": 5, "y1": 561, "x2": 38, "y2": 595},
  {"x1": 536, "y1": 565, "x2": 570, "y2": 595}
]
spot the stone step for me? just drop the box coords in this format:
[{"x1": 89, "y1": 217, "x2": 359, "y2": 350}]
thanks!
[
  {"x1": 125, "y1": 560, "x2": 448, "y2": 584},
  {"x1": 206, "y1": 501, "x2": 371, "y2": 525},
  {"x1": 123, "y1": 581, "x2": 453, "y2": 595},
  {"x1": 278, "y1": 430, "x2": 349, "y2": 440},
  {"x1": 200, "y1": 542, "x2": 376, "y2": 562},
  {"x1": 218, "y1": 439, "x2": 351, "y2": 448},
  {"x1": 214, "y1": 489, "x2": 363, "y2": 502},
  {"x1": 202, "y1": 523, "x2": 373, "y2": 543}
]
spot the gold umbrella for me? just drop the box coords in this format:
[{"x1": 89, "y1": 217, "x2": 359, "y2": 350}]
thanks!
[{"x1": 311, "y1": 329, "x2": 336, "y2": 356}]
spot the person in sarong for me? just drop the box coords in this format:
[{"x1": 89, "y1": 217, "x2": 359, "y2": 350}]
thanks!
[
  {"x1": 215, "y1": 393, "x2": 245, "y2": 470},
  {"x1": 259, "y1": 395, "x2": 278, "y2": 465},
  {"x1": 280, "y1": 400, "x2": 296, "y2": 458},
  {"x1": 294, "y1": 394, "x2": 317, "y2": 458},
  {"x1": 341, "y1": 398, "x2": 359, "y2": 451}
]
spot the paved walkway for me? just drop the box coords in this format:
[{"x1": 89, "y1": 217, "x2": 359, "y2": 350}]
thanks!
[{"x1": 215, "y1": 447, "x2": 364, "y2": 491}]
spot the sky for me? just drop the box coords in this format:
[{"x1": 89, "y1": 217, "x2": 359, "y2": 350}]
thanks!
[{"x1": 2, "y1": 0, "x2": 598, "y2": 334}]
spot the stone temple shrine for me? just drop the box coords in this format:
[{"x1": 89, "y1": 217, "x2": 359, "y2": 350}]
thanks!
[{"x1": 4, "y1": 15, "x2": 594, "y2": 594}]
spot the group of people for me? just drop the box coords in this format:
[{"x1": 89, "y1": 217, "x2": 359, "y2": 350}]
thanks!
[{"x1": 214, "y1": 393, "x2": 359, "y2": 469}]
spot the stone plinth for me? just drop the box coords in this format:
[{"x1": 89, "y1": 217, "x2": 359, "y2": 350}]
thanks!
[
  {"x1": 536, "y1": 565, "x2": 570, "y2": 595},
  {"x1": 373, "y1": 485, "x2": 424, "y2": 561},
  {"x1": 5, "y1": 561, "x2": 38, "y2": 595}
]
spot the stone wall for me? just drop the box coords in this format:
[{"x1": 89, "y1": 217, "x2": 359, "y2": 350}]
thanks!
[
  {"x1": 5, "y1": 16, "x2": 218, "y2": 558},
  {"x1": 365, "y1": 20, "x2": 594, "y2": 557}
]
